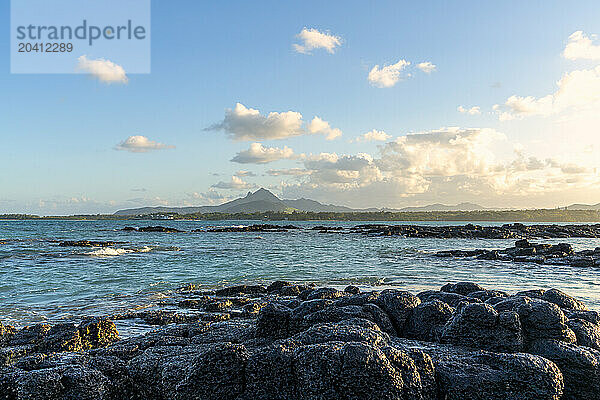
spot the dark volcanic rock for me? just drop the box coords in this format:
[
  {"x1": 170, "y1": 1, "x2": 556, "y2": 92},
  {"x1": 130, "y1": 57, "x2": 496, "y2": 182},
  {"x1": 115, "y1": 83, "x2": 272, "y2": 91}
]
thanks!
[
  {"x1": 441, "y1": 281, "x2": 485, "y2": 296},
  {"x1": 417, "y1": 290, "x2": 481, "y2": 308},
  {"x1": 542, "y1": 288, "x2": 588, "y2": 311},
  {"x1": 395, "y1": 338, "x2": 563, "y2": 400},
  {"x1": 567, "y1": 318, "x2": 600, "y2": 350},
  {"x1": 138, "y1": 226, "x2": 183, "y2": 233},
  {"x1": 494, "y1": 297, "x2": 576, "y2": 345},
  {"x1": 441, "y1": 303, "x2": 523, "y2": 352},
  {"x1": 374, "y1": 289, "x2": 421, "y2": 335},
  {"x1": 78, "y1": 318, "x2": 120, "y2": 350},
  {"x1": 529, "y1": 339, "x2": 600, "y2": 400},
  {"x1": 4, "y1": 281, "x2": 599, "y2": 399},
  {"x1": 404, "y1": 300, "x2": 454, "y2": 342}
]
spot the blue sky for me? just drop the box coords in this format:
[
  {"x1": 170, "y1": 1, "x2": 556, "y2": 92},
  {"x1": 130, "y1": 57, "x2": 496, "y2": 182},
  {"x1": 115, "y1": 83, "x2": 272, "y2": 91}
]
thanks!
[{"x1": 1, "y1": 0, "x2": 600, "y2": 214}]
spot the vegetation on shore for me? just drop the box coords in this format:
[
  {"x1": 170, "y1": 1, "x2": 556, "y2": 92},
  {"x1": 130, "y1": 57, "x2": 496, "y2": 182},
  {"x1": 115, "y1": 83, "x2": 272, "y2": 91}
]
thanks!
[{"x1": 2, "y1": 209, "x2": 600, "y2": 222}]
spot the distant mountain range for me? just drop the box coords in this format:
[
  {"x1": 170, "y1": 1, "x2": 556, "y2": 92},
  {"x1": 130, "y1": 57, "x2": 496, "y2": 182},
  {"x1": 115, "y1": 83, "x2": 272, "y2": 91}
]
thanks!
[
  {"x1": 114, "y1": 188, "x2": 494, "y2": 216},
  {"x1": 565, "y1": 203, "x2": 600, "y2": 211}
]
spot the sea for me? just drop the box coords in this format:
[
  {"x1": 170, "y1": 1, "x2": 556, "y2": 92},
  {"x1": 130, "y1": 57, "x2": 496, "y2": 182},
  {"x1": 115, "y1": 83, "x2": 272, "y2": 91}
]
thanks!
[{"x1": 1, "y1": 220, "x2": 600, "y2": 331}]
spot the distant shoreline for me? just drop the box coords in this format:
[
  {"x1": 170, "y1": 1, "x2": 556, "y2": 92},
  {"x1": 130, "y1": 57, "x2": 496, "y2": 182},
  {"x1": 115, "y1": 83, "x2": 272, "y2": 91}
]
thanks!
[{"x1": 2, "y1": 209, "x2": 600, "y2": 223}]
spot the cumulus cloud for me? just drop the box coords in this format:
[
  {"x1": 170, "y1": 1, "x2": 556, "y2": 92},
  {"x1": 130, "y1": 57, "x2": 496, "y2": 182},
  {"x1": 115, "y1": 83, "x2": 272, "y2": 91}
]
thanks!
[
  {"x1": 416, "y1": 62, "x2": 437, "y2": 73},
  {"x1": 458, "y1": 106, "x2": 481, "y2": 115},
  {"x1": 496, "y1": 65, "x2": 600, "y2": 120},
  {"x1": 353, "y1": 129, "x2": 391, "y2": 142},
  {"x1": 563, "y1": 31, "x2": 600, "y2": 61},
  {"x1": 231, "y1": 143, "x2": 294, "y2": 164},
  {"x1": 274, "y1": 127, "x2": 597, "y2": 208},
  {"x1": 368, "y1": 59, "x2": 410, "y2": 88},
  {"x1": 209, "y1": 103, "x2": 303, "y2": 141},
  {"x1": 115, "y1": 136, "x2": 175, "y2": 153},
  {"x1": 234, "y1": 170, "x2": 257, "y2": 177},
  {"x1": 266, "y1": 168, "x2": 313, "y2": 176},
  {"x1": 211, "y1": 176, "x2": 255, "y2": 190},
  {"x1": 293, "y1": 28, "x2": 342, "y2": 54},
  {"x1": 77, "y1": 56, "x2": 128, "y2": 84},
  {"x1": 187, "y1": 189, "x2": 231, "y2": 205},
  {"x1": 307, "y1": 117, "x2": 342, "y2": 140},
  {"x1": 210, "y1": 103, "x2": 342, "y2": 141}
]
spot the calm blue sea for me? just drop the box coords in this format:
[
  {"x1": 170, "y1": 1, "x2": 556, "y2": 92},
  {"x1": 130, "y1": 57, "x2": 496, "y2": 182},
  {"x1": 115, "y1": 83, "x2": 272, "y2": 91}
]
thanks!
[{"x1": 1, "y1": 220, "x2": 600, "y2": 328}]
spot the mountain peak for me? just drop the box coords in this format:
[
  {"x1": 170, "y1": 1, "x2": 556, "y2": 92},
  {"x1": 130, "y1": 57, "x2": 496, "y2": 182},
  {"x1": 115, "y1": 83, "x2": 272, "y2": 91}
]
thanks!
[{"x1": 247, "y1": 188, "x2": 280, "y2": 202}]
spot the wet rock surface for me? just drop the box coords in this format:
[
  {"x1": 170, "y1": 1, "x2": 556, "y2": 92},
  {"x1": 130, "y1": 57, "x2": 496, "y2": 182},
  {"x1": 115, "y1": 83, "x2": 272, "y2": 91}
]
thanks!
[
  {"x1": 437, "y1": 239, "x2": 600, "y2": 268},
  {"x1": 2, "y1": 281, "x2": 599, "y2": 399}
]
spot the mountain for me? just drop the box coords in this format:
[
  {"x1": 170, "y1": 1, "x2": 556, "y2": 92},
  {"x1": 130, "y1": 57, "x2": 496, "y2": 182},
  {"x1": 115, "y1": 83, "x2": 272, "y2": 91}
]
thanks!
[
  {"x1": 397, "y1": 202, "x2": 488, "y2": 212},
  {"x1": 114, "y1": 189, "x2": 488, "y2": 216},
  {"x1": 565, "y1": 203, "x2": 600, "y2": 210},
  {"x1": 115, "y1": 188, "x2": 295, "y2": 216}
]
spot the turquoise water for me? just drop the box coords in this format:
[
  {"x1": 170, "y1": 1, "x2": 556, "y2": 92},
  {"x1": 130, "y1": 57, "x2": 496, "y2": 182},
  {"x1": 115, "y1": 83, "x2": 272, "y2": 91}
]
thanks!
[{"x1": 1, "y1": 220, "x2": 600, "y2": 327}]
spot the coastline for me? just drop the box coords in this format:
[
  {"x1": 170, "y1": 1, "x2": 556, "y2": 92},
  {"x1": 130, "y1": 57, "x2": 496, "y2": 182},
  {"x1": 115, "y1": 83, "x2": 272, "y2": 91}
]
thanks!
[{"x1": 1, "y1": 280, "x2": 598, "y2": 399}]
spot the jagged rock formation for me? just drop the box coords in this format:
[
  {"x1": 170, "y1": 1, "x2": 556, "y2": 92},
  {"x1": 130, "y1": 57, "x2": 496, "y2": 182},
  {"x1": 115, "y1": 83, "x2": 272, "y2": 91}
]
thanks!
[{"x1": 2, "y1": 282, "x2": 600, "y2": 399}]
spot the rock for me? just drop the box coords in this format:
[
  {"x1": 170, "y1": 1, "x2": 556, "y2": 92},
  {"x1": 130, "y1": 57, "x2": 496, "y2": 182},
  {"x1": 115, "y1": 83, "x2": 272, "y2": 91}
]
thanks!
[
  {"x1": 344, "y1": 285, "x2": 360, "y2": 294},
  {"x1": 175, "y1": 343, "x2": 249, "y2": 400},
  {"x1": 267, "y1": 280, "x2": 291, "y2": 292},
  {"x1": 567, "y1": 319, "x2": 600, "y2": 350},
  {"x1": 516, "y1": 289, "x2": 546, "y2": 299},
  {"x1": 494, "y1": 297, "x2": 576, "y2": 345},
  {"x1": 205, "y1": 299, "x2": 233, "y2": 312},
  {"x1": 529, "y1": 339, "x2": 600, "y2": 400},
  {"x1": 467, "y1": 289, "x2": 508, "y2": 302},
  {"x1": 304, "y1": 287, "x2": 344, "y2": 301},
  {"x1": 441, "y1": 282, "x2": 485, "y2": 296},
  {"x1": 214, "y1": 284, "x2": 266, "y2": 297},
  {"x1": 1, "y1": 365, "x2": 110, "y2": 400},
  {"x1": 404, "y1": 300, "x2": 454, "y2": 342},
  {"x1": 542, "y1": 288, "x2": 588, "y2": 311},
  {"x1": 395, "y1": 338, "x2": 564, "y2": 400},
  {"x1": 417, "y1": 290, "x2": 481, "y2": 307},
  {"x1": 515, "y1": 239, "x2": 532, "y2": 248},
  {"x1": 441, "y1": 303, "x2": 523, "y2": 352},
  {"x1": 0, "y1": 321, "x2": 16, "y2": 345},
  {"x1": 138, "y1": 226, "x2": 183, "y2": 233},
  {"x1": 374, "y1": 289, "x2": 421, "y2": 335},
  {"x1": 256, "y1": 303, "x2": 292, "y2": 338},
  {"x1": 78, "y1": 318, "x2": 120, "y2": 350},
  {"x1": 565, "y1": 310, "x2": 600, "y2": 325}
]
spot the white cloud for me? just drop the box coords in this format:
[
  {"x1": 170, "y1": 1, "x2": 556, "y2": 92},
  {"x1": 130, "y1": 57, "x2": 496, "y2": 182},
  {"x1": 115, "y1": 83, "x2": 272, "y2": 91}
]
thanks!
[
  {"x1": 210, "y1": 103, "x2": 304, "y2": 141},
  {"x1": 231, "y1": 142, "x2": 294, "y2": 164},
  {"x1": 457, "y1": 106, "x2": 481, "y2": 115},
  {"x1": 211, "y1": 176, "x2": 255, "y2": 190},
  {"x1": 210, "y1": 103, "x2": 343, "y2": 141},
  {"x1": 293, "y1": 28, "x2": 342, "y2": 54},
  {"x1": 416, "y1": 62, "x2": 437, "y2": 74},
  {"x1": 267, "y1": 168, "x2": 313, "y2": 176},
  {"x1": 115, "y1": 136, "x2": 174, "y2": 153},
  {"x1": 307, "y1": 117, "x2": 342, "y2": 140},
  {"x1": 497, "y1": 65, "x2": 600, "y2": 120},
  {"x1": 368, "y1": 59, "x2": 410, "y2": 88},
  {"x1": 563, "y1": 31, "x2": 600, "y2": 61},
  {"x1": 234, "y1": 170, "x2": 257, "y2": 177},
  {"x1": 187, "y1": 189, "x2": 231, "y2": 205},
  {"x1": 275, "y1": 126, "x2": 599, "y2": 208},
  {"x1": 354, "y1": 129, "x2": 391, "y2": 142},
  {"x1": 77, "y1": 56, "x2": 128, "y2": 84}
]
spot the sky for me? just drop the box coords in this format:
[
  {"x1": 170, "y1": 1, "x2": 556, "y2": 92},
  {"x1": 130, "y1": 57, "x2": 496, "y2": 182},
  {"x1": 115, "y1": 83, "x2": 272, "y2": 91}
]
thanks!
[{"x1": 1, "y1": 0, "x2": 600, "y2": 215}]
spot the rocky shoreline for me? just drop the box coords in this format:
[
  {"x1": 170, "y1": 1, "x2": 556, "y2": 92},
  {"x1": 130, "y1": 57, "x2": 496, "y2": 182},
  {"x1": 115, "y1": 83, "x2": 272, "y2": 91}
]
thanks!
[
  {"x1": 117, "y1": 223, "x2": 600, "y2": 239},
  {"x1": 2, "y1": 281, "x2": 600, "y2": 399},
  {"x1": 437, "y1": 239, "x2": 600, "y2": 267}
]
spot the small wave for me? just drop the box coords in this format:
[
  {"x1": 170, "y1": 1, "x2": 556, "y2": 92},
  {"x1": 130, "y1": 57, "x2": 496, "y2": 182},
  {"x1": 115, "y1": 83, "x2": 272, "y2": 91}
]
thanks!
[{"x1": 87, "y1": 247, "x2": 134, "y2": 257}]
